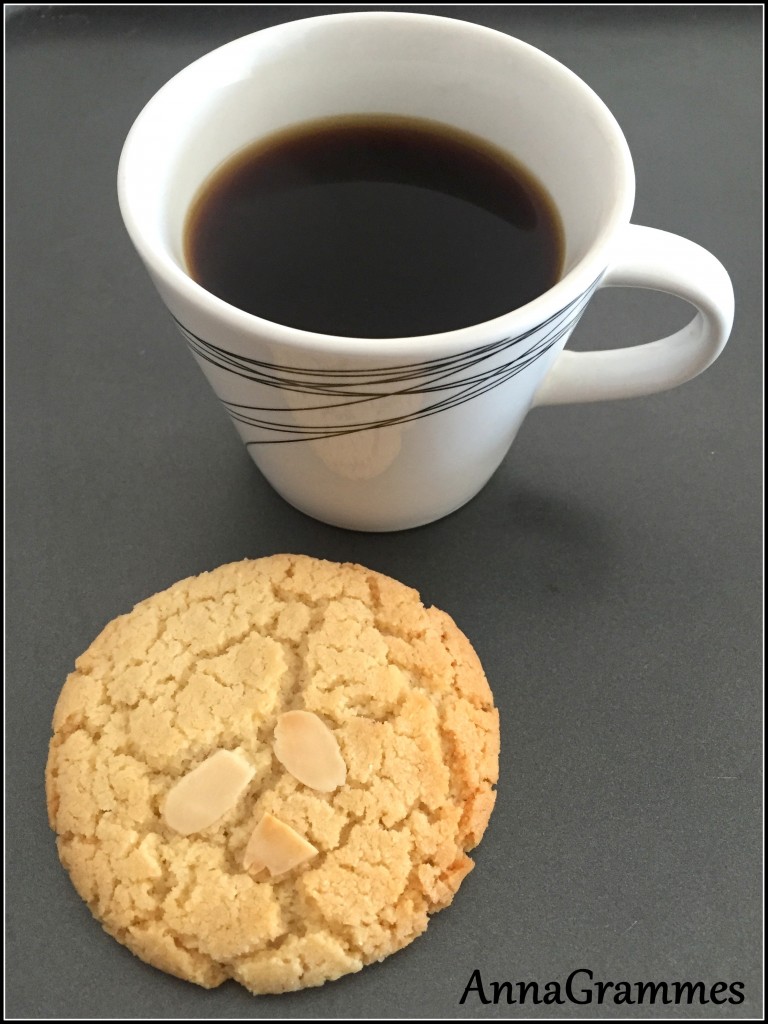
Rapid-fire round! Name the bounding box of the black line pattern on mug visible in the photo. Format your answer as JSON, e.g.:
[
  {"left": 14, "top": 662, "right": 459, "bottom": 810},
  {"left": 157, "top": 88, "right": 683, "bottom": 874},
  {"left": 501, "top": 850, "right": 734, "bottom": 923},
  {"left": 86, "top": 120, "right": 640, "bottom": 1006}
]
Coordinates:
[{"left": 173, "top": 280, "right": 599, "bottom": 444}]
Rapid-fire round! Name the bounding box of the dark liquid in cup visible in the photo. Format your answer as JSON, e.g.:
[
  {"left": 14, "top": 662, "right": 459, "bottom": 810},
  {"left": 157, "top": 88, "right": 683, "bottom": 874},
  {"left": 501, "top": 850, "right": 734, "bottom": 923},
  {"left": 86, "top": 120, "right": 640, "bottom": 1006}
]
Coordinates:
[{"left": 184, "top": 115, "right": 564, "bottom": 338}]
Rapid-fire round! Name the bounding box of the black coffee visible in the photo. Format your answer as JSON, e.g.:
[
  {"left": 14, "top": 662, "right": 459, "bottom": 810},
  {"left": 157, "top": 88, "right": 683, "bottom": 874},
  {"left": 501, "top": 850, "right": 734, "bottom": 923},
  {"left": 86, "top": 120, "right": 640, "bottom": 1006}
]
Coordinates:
[{"left": 184, "top": 115, "right": 563, "bottom": 338}]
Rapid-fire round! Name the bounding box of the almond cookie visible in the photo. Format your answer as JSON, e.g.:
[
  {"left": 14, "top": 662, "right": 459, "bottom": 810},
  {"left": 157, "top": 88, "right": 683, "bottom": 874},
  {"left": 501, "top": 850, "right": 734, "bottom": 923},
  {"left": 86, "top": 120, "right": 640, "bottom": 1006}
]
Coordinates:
[{"left": 45, "top": 555, "right": 500, "bottom": 994}]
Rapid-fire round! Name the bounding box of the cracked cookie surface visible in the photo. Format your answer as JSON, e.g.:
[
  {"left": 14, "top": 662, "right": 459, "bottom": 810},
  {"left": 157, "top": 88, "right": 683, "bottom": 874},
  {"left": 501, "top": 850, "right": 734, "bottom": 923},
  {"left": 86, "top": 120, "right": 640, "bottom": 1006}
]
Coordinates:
[{"left": 45, "top": 555, "right": 500, "bottom": 994}]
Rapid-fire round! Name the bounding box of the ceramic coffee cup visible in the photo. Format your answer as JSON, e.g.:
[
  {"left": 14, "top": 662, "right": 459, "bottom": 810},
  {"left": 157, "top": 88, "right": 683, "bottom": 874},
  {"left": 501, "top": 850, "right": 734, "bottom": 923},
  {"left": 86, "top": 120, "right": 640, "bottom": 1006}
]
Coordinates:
[{"left": 118, "top": 12, "right": 734, "bottom": 531}]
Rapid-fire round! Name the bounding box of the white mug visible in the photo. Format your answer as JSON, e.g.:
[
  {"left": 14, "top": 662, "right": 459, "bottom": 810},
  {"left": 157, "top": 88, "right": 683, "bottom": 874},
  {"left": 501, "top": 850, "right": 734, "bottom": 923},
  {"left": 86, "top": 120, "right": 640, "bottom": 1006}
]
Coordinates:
[{"left": 118, "top": 12, "right": 734, "bottom": 532}]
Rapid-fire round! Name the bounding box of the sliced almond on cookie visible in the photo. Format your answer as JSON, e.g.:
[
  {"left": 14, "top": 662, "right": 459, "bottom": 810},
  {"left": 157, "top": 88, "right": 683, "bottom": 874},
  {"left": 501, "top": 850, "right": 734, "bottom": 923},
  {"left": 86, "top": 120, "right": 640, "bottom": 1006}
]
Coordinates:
[
  {"left": 163, "top": 749, "right": 255, "bottom": 836},
  {"left": 273, "top": 710, "right": 347, "bottom": 792},
  {"left": 243, "top": 812, "right": 318, "bottom": 875}
]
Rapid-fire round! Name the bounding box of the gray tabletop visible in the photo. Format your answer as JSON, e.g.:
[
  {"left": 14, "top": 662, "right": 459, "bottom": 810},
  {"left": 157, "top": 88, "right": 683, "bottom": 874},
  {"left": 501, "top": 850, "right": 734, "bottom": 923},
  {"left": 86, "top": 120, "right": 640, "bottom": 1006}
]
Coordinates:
[{"left": 6, "top": 5, "right": 762, "bottom": 1020}]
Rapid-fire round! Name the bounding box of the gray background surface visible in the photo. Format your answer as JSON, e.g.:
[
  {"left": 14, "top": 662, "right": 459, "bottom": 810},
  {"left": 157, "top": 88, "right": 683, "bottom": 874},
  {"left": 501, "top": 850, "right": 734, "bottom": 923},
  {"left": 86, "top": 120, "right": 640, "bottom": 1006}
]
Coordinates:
[{"left": 6, "top": 5, "right": 762, "bottom": 1019}]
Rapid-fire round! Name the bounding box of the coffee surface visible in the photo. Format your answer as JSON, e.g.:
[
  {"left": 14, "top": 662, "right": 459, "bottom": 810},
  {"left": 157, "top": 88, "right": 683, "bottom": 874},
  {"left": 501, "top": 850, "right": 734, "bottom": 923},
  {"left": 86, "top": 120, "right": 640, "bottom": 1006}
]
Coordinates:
[{"left": 184, "top": 116, "right": 563, "bottom": 338}]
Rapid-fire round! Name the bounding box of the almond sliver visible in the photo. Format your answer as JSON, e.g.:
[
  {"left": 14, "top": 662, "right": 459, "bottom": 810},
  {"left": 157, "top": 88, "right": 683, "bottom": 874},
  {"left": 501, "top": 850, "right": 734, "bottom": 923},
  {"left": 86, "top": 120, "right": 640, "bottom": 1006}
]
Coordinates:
[
  {"left": 243, "top": 812, "right": 318, "bottom": 875},
  {"left": 273, "top": 710, "right": 346, "bottom": 792},
  {"left": 163, "top": 749, "right": 254, "bottom": 836}
]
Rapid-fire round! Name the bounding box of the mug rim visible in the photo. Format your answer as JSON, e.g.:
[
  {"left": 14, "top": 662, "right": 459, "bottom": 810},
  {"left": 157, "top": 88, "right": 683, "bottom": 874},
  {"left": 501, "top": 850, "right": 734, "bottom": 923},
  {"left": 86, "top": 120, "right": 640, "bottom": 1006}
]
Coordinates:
[{"left": 118, "top": 10, "right": 636, "bottom": 358}]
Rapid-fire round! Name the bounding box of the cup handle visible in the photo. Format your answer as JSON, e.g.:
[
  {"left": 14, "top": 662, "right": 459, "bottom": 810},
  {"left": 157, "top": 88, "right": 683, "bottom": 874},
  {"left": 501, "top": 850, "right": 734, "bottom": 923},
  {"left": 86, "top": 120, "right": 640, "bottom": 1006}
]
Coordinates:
[{"left": 533, "top": 224, "right": 734, "bottom": 406}]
